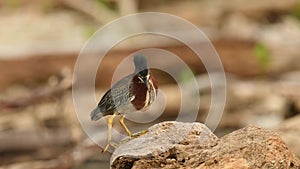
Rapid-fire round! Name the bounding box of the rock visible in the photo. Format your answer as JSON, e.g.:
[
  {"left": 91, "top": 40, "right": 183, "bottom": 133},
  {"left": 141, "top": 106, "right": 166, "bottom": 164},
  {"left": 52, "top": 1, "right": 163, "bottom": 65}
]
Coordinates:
[
  {"left": 207, "top": 126, "right": 299, "bottom": 169},
  {"left": 111, "top": 121, "right": 300, "bottom": 169},
  {"left": 111, "top": 121, "right": 219, "bottom": 168}
]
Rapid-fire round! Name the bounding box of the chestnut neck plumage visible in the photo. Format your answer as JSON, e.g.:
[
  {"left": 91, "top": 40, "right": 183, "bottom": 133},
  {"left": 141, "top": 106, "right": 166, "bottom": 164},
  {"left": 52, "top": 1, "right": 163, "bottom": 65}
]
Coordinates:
[{"left": 131, "top": 54, "right": 158, "bottom": 110}]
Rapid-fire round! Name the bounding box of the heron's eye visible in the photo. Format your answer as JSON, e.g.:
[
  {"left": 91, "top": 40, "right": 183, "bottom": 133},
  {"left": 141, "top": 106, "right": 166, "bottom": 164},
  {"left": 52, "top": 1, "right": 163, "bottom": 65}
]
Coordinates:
[{"left": 138, "top": 69, "right": 148, "bottom": 77}]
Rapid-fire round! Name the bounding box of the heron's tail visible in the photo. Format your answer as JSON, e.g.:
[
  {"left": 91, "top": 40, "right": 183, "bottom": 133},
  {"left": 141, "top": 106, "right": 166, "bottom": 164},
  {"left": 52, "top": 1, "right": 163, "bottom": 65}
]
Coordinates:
[{"left": 90, "top": 107, "right": 102, "bottom": 121}]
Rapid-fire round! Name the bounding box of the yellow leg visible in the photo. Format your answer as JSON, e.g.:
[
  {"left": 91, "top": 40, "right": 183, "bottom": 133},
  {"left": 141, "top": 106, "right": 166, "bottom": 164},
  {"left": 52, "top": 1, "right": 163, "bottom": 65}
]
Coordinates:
[
  {"left": 119, "top": 115, "right": 148, "bottom": 139},
  {"left": 102, "top": 114, "right": 116, "bottom": 153},
  {"left": 119, "top": 115, "right": 132, "bottom": 137}
]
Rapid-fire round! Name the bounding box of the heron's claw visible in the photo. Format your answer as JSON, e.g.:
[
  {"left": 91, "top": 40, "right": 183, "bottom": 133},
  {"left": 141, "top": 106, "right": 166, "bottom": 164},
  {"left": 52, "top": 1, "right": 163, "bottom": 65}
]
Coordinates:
[
  {"left": 102, "top": 142, "right": 119, "bottom": 153},
  {"left": 131, "top": 129, "right": 148, "bottom": 138},
  {"left": 118, "top": 129, "right": 149, "bottom": 145}
]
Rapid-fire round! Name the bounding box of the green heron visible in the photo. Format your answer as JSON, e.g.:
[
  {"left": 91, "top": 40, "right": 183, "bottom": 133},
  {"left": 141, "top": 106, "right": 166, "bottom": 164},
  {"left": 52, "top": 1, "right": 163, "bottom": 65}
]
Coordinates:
[{"left": 90, "top": 54, "right": 158, "bottom": 152}]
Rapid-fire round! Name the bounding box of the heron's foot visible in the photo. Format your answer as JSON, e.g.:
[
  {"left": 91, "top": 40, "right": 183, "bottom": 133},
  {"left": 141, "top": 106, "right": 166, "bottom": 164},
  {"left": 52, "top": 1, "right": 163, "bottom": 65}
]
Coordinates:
[
  {"left": 102, "top": 130, "right": 149, "bottom": 152},
  {"left": 130, "top": 129, "right": 148, "bottom": 138},
  {"left": 102, "top": 142, "right": 119, "bottom": 153},
  {"left": 118, "top": 129, "right": 149, "bottom": 145}
]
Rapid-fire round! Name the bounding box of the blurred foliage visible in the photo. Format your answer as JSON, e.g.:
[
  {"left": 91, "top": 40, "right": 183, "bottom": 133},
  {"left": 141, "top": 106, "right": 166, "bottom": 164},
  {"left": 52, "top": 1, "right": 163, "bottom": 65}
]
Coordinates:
[
  {"left": 254, "top": 43, "right": 271, "bottom": 70},
  {"left": 83, "top": 23, "right": 97, "bottom": 39},
  {"left": 4, "top": 0, "right": 21, "bottom": 9},
  {"left": 40, "top": 0, "right": 55, "bottom": 13},
  {"left": 291, "top": 2, "right": 300, "bottom": 20},
  {"left": 179, "top": 69, "right": 194, "bottom": 82},
  {"left": 96, "top": 0, "right": 117, "bottom": 10}
]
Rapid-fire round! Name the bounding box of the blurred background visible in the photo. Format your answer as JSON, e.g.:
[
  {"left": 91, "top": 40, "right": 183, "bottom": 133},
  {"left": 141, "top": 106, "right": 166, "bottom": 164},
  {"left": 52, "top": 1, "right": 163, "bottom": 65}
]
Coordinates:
[{"left": 1, "top": 0, "right": 300, "bottom": 168}]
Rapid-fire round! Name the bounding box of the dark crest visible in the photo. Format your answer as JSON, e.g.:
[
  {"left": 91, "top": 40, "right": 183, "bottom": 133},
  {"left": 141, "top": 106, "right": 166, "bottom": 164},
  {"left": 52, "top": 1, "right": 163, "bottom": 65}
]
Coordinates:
[{"left": 134, "top": 54, "right": 148, "bottom": 74}]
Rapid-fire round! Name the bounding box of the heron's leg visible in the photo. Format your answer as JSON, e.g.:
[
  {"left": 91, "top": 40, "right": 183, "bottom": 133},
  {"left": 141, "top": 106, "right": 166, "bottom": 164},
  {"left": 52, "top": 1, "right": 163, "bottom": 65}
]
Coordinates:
[
  {"left": 102, "top": 114, "right": 116, "bottom": 153},
  {"left": 119, "top": 115, "right": 148, "bottom": 139},
  {"left": 119, "top": 115, "right": 132, "bottom": 137}
]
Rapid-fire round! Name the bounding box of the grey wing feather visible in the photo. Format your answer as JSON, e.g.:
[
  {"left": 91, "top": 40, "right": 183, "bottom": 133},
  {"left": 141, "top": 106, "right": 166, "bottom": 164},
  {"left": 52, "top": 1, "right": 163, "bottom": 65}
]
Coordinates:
[{"left": 97, "top": 74, "right": 135, "bottom": 113}]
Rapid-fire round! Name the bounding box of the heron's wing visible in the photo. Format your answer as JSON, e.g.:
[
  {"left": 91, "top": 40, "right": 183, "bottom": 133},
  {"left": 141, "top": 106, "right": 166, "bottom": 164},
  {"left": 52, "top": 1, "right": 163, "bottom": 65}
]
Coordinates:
[{"left": 97, "top": 74, "right": 135, "bottom": 113}]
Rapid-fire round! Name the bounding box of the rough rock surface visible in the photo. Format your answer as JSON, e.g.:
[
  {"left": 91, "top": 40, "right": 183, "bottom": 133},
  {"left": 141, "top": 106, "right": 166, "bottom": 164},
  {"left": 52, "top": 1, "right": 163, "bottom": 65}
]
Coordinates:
[{"left": 111, "top": 121, "right": 300, "bottom": 169}]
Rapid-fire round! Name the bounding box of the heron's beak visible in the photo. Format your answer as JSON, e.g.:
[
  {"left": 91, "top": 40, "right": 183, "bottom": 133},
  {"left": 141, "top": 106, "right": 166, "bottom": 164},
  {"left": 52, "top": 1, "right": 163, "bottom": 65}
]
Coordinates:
[{"left": 143, "top": 79, "right": 149, "bottom": 91}]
